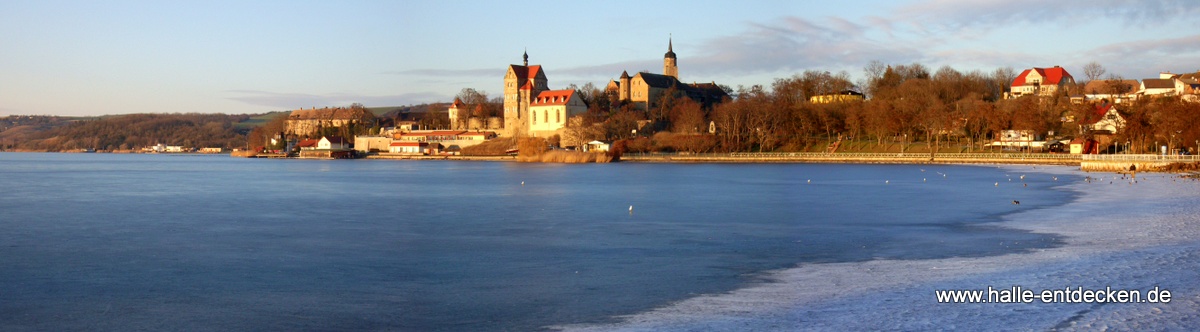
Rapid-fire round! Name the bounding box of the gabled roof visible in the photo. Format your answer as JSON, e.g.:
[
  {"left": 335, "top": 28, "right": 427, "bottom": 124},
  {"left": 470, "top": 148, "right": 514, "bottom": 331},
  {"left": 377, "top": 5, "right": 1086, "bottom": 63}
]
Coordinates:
[
  {"left": 450, "top": 98, "right": 465, "bottom": 108},
  {"left": 531, "top": 89, "right": 578, "bottom": 106},
  {"left": 1013, "top": 66, "right": 1074, "bottom": 86},
  {"left": 1082, "top": 80, "right": 1139, "bottom": 94},
  {"left": 296, "top": 139, "right": 319, "bottom": 148},
  {"left": 634, "top": 72, "right": 678, "bottom": 89},
  {"left": 1142, "top": 78, "right": 1175, "bottom": 89},
  {"left": 322, "top": 136, "right": 347, "bottom": 144},
  {"left": 508, "top": 64, "right": 543, "bottom": 83}
]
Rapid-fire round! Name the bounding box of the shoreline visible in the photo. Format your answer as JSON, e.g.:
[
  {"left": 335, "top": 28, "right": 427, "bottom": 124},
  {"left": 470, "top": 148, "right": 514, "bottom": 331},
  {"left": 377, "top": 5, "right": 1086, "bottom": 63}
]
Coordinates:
[{"left": 557, "top": 166, "right": 1200, "bottom": 331}]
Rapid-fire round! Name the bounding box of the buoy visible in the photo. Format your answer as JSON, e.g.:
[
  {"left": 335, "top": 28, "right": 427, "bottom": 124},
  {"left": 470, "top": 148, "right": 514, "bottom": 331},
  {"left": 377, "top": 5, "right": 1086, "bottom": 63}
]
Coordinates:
[
  {"left": 629, "top": 205, "right": 633, "bottom": 213},
  {"left": 995, "top": 182, "right": 999, "bottom": 186},
  {"left": 885, "top": 180, "right": 889, "bottom": 184},
  {"left": 521, "top": 181, "right": 525, "bottom": 186},
  {"left": 807, "top": 179, "right": 811, "bottom": 184}
]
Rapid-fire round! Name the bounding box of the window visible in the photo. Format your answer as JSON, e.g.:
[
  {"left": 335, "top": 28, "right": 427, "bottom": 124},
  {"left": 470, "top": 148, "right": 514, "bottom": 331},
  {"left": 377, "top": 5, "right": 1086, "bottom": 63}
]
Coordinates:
[
  {"left": 556, "top": 110, "right": 561, "bottom": 123},
  {"left": 543, "top": 110, "right": 548, "bottom": 124},
  {"left": 532, "top": 111, "right": 537, "bottom": 124}
]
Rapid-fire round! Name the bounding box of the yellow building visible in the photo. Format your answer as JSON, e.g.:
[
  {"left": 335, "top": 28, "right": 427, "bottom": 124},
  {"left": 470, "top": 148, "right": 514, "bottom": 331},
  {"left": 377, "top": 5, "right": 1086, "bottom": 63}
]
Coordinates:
[
  {"left": 606, "top": 38, "right": 728, "bottom": 110},
  {"left": 527, "top": 89, "right": 587, "bottom": 138},
  {"left": 809, "top": 90, "right": 865, "bottom": 104},
  {"left": 503, "top": 51, "right": 547, "bottom": 137}
]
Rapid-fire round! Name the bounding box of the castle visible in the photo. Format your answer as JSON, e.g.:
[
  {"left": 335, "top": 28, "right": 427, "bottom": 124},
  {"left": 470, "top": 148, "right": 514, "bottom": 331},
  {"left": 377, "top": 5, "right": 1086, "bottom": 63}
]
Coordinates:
[
  {"left": 606, "top": 38, "right": 729, "bottom": 111},
  {"left": 502, "top": 38, "right": 728, "bottom": 137}
]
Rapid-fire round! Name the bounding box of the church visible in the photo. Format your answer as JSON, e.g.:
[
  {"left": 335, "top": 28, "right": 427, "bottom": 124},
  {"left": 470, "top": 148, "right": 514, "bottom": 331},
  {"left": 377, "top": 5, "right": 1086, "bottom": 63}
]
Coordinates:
[{"left": 606, "top": 38, "right": 730, "bottom": 111}]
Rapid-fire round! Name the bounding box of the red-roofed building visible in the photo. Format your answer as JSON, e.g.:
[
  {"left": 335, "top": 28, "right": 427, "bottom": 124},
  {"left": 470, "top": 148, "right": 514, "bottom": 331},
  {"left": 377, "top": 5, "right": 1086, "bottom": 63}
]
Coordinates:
[
  {"left": 503, "top": 51, "right": 549, "bottom": 137},
  {"left": 296, "top": 139, "right": 320, "bottom": 150},
  {"left": 1010, "top": 66, "right": 1075, "bottom": 98},
  {"left": 527, "top": 89, "right": 587, "bottom": 137},
  {"left": 388, "top": 141, "right": 433, "bottom": 154},
  {"left": 1080, "top": 103, "right": 1126, "bottom": 135}
]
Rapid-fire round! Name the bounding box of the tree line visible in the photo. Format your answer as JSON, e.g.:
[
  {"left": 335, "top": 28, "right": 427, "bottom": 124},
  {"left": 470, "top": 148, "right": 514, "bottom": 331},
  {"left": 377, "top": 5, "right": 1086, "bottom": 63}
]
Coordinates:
[
  {"left": 1, "top": 113, "right": 251, "bottom": 152},
  {"left": 547, "top": 61, "right": 1199, "bottom": 155}
]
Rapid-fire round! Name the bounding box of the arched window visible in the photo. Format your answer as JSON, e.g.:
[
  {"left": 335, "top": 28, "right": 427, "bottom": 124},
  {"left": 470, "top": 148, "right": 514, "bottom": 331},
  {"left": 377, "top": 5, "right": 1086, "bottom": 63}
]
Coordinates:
[
  {"left": 543, "top": 110, "right": 548, "bottom": 124},
  {"left": 557, "top": 110, "right": 561, "bottom": 123}
]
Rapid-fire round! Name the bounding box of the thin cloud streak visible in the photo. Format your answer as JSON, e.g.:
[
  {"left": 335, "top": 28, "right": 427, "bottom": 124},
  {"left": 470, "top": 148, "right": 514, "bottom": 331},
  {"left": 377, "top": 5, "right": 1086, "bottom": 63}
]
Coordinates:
[
  {"left": 896, "top": 0, "right": 1200, "bottom": 32},
  {"left": 226, "top": 90, "right": 450, "bottom": 109}
]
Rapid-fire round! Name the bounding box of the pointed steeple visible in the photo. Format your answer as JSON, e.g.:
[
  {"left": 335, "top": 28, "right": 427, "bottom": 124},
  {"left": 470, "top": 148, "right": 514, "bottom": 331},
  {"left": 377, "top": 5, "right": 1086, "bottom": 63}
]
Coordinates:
[
  {"left": 523, "top": 48, "right": 529, "bottom": 66},
  {"left": 664, "top": 36, "right": 676, "bottom": 59}
]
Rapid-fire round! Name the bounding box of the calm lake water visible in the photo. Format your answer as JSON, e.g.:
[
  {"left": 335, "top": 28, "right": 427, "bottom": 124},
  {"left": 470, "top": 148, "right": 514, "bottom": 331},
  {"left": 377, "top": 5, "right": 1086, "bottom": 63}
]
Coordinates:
[{"left": 0, "top": 153, "right": 1077, "bottom": 331}]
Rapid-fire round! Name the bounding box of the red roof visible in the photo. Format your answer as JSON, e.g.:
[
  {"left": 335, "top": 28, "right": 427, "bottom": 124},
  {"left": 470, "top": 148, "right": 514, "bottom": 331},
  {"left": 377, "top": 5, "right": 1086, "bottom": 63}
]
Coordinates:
[
  {"left": 400, "top": 130, "right": 466, "bottom": 137},
  {"left": 1080, "top": 103, "right": 1114, "bottom": 125},
  {"left": 296, "top": 139, "right": 319, "bottom": 148},
  {"left": 1013, "top": 66, "right": 1074, "bottom": 86},
  {"left": 389, "top": 141, "right": 426, "bottom": 147},
  {"left": 531, "top": 90, "right": 576, "bottom": 106},
  {"left": 322, "top": 136, "right": 346, "bottom": 144},
  {"left": 510, "top": 65, "right": 542, "bottom": 82},
  {"left": 450, "top": 98, "right": 464, "bottom": 108}
]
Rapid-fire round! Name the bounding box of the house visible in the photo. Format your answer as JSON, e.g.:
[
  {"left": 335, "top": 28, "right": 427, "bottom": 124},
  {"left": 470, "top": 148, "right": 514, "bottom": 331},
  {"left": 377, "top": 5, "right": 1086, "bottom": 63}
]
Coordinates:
[
  {"left": 317, "top": 136, "right": 350, "bottom": 150},
  {"left": 1010, "top": 66, "right": 1075, "bottom": 98},
  {"left": 809, "top": 90, "right": 865, "bottom": 104},
  {"left": 1081, "top": 103, "right": 1126, "bottom": 135},
  {"left": 296, "top": 139, "right": 319, "bottom": 151},
  {"left": 1140, "top": 78, "right": 1176, "bottom": 97},
  {"left": 585, "top": 140, "right": 611, "bottom": 152},
  {"left": 388, "top": 141, "right": 432, "bottom": 155},
  {"left": 528, "top": 89, "right": 587, "bottom": 138},
  {"left": 1080, "top": 79, "right": 1139, "bottom": 103}
]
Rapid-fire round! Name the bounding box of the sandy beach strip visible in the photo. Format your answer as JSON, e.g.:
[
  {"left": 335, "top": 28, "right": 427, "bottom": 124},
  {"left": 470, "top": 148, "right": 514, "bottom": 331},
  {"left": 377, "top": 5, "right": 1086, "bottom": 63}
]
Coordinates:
[{"left": 557, "top": 166, "right": 1200, "bottom": 331}]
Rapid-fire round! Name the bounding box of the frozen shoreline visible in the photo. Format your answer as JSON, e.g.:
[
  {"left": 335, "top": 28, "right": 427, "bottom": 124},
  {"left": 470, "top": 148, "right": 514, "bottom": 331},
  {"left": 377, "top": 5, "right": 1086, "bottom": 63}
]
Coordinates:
[{"left": 557, "top": 166, "right": 1200, "bottom": 331}]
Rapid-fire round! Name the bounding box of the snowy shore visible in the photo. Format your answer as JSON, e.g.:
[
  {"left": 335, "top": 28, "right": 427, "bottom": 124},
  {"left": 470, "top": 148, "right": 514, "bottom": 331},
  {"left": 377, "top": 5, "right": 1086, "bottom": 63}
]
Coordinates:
[{"left": 558, "top": 166, "right": 1200, "bottom": 331}]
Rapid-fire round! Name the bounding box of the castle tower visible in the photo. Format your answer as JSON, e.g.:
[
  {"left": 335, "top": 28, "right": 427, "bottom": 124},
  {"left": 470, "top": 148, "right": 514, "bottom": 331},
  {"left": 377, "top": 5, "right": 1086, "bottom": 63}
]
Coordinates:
[
  {"left": 503, "top": 51, "right": 546, "bottom": 137},
  {"left": 619, "top": 70, "right": 631, "bottom": 102},
  {"left": 663, "top": 37, "right": 678, "bottom": 79}
]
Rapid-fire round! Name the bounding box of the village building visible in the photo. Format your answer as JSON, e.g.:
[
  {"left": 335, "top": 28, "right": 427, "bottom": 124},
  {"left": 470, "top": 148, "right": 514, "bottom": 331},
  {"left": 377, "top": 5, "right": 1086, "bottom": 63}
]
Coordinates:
[
  {"left": 1009, "top": 66, "right": 1075, "bottom": 98},
  {"left": 605, "top": 39, "right": 729, "bottom": 111},
  {"left": 388, "top": 141, "right": 435, "bottom": 155},
  {"left": 1079, "top": 79, "right": 1139, "bottom": 104},
  {"left": 809, "top": 90, "right": 865, "bottom": 104},
  {"left": 1140, "top": 78, "right": 1177, "bottom": 97},
  {"left": 527, "top": 89, "right": 587, "bottom": 138}
]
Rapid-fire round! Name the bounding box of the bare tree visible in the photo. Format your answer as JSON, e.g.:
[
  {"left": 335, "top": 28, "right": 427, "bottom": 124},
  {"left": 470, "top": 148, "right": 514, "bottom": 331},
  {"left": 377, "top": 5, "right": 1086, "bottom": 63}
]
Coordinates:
[{"left": 1082, "top": 61, "right": 1107, "bottom": 86}]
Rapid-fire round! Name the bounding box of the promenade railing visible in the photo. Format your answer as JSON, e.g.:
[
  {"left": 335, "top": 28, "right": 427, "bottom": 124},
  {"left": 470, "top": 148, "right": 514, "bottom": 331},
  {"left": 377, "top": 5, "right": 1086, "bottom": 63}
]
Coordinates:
[
  {"left": 1081, "top": 154, "right": 1200, "bottom": 162},
  {"left": 623, "top": 152, "right": 1083, "bottom": 160}
]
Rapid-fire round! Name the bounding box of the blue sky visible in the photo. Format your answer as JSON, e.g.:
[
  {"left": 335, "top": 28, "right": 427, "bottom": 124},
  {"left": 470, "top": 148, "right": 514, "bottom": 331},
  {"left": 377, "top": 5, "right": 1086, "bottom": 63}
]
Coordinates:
[{"left": 2, "top": 0, "right": 1198, "bottom": 116}]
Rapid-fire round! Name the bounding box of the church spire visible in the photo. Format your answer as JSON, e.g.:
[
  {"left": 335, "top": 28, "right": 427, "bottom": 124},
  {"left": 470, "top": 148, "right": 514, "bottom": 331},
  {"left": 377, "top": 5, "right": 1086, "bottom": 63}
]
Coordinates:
[
  {"left": 663, "top": 35, "right": 678, "bottom": 79},
  {"left": 664, "top": 35, "right": 676, "bottom": 59},
  {"left": 523, "top": 48, "right": 528, "bottom": 66}
]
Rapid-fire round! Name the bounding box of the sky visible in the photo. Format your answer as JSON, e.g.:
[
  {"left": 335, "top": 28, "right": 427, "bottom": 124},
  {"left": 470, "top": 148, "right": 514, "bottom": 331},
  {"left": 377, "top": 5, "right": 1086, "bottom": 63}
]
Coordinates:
[{"left": 2, "top": 0, "right": 1199, "bottom": 117}]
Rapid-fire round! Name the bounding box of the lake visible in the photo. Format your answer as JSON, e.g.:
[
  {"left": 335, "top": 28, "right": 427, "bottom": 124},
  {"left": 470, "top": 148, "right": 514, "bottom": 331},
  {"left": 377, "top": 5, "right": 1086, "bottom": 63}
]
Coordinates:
[{"left": 0, "top": 153, "right": 1077, "bottom": 331}]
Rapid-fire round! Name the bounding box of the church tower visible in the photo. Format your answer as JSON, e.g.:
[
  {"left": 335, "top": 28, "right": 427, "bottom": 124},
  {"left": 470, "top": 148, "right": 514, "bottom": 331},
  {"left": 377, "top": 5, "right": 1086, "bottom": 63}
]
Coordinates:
[
  {"left": 504, "top": 50, "right": 547, "bottom": 137},
  {"left": 663, "top": 37, "right": 678, "bottom": 79}
]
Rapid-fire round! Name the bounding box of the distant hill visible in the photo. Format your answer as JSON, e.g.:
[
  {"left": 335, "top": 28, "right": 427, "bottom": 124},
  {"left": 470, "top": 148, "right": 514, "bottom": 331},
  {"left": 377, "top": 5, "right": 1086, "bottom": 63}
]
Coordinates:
[{"left": 1, "top": 113, "right": 254, "bottom": 152}]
